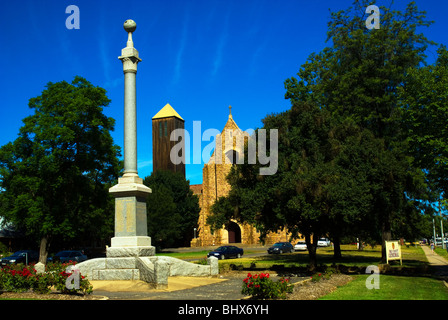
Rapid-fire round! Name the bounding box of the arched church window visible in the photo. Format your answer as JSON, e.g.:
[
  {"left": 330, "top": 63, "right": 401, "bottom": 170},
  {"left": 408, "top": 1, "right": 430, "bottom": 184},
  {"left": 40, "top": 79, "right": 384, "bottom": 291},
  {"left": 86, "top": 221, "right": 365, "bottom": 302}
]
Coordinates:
[{"left": 225, "top": 149, "right": 239, "bottom": 165}]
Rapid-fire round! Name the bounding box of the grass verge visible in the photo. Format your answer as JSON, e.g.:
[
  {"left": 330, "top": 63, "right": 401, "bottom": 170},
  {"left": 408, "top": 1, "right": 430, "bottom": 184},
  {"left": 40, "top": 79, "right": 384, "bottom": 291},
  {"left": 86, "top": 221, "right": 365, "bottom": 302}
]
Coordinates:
[
  {"left": 320, "top": 274, "right": 448, "bottom": 300},
  {"left": 217, "top": 244, "right": 429, "bottom": 271}
]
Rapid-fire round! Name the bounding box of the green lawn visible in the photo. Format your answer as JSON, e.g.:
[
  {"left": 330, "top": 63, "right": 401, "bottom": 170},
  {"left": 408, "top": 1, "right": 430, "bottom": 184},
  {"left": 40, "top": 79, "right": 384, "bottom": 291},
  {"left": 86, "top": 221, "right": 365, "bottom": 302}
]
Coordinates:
[
  {"left": 435, "top": 247, "right": 448, "bottom": 260},
  {"left": 157, "top": 244, "right": 430, "bottom": 272},
  {"left": 178, "top": 244, "right": 448, "bottom": 300},
  {"left": 320, "top": 274, "right": 448, "bottom": 300},
  {"left": 216, "top": 244, "right": 429, "bottom": 269},
  {"left": 156, "top": 250, "right": 210, "bottom": 260}
]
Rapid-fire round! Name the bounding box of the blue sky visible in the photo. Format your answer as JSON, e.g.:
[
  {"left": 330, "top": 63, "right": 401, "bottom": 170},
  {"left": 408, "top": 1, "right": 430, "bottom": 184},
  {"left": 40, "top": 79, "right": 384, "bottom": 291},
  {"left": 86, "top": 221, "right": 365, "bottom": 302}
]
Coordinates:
[{"left": 0, "top": 0, "right": 447, "bottom": 185}]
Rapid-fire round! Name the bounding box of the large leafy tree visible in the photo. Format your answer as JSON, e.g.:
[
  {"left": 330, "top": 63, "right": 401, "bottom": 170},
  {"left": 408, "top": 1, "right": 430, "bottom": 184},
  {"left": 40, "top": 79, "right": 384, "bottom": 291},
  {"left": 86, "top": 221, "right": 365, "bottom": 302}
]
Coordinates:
[
  {"left": 399, "top": 45, "right": 448, "bottom": 197},
  {"left": 143, "top": 170, "right": 200, "bottom": 249},
  {"left": 209, "top": 102, "right": 390, "bottom": 268},
  {"left": 284, "top": 0, "right": 433, "bottom": 261},
  {"left": 0, "top": 76, "right": 121, "bottom": 263},
  {"left": 286, "top": 1, "right": 434, "bottom": 138}
]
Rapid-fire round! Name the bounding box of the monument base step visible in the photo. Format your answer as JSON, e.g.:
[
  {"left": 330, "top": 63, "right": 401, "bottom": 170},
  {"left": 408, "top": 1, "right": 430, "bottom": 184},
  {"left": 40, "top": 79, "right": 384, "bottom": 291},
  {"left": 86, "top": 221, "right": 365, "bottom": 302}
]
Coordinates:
[
  {"left": 106, "top": 246, "right": 155, "bottom": 257},
  {"left": 71, "top": 255, "right": 219, "bottom": 289},
  {"left": 95, "top": 269, "right": 140, "bottom": 281}
]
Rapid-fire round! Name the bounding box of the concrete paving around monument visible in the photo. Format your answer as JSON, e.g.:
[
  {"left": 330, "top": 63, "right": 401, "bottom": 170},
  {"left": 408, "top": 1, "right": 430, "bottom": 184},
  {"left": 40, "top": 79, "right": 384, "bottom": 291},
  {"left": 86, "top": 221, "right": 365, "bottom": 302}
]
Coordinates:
[
  {"left": 90, "top": 276, "right": 231, "bottom": 300},
  {"left": 90, "top": 274, "right": 308, "bottom": 300}
]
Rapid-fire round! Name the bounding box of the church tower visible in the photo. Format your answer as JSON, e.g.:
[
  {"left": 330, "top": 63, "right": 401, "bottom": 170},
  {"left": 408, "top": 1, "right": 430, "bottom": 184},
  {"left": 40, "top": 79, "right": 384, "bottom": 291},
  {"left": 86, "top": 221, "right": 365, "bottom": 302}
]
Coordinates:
[{"left": 152, "top": 103, "right": 185, "bottom": 176}]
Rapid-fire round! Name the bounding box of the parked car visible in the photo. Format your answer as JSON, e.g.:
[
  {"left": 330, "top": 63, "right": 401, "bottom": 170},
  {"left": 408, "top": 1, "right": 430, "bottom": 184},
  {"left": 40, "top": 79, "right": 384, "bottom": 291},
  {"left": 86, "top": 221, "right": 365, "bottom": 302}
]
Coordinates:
[
  {"left": 317, "top": 238, "right": 331, "bottom": 247},
  {"left": 267, "top": 242, "right": 294, "bottom": 254},
  {"left": 47, "top": 250, "right": 88, "bottom": 263},
  {"left": 0, "top": 250, "right": 39, "bottom": 266},
  {"left": 207, "top": 246, "right": 244, "bottom": 260},
  {"left": 435, "top": 237, "right": 448, "bottom": 246},
  {"left": 294, "top": 241, "right": 307, "bottom": 251}
]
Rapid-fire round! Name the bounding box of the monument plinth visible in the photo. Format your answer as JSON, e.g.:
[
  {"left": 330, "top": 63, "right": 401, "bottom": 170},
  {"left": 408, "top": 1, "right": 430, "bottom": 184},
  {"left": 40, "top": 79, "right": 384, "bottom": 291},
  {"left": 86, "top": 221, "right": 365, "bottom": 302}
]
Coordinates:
[{"left": 108, "top": 19, "right": 153, "bottom": 257}]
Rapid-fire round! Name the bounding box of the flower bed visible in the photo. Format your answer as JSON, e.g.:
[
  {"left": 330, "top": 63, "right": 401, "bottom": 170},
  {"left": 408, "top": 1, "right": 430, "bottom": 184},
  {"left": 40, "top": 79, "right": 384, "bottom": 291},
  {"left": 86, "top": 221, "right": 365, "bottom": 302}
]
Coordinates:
[
  {"left": 241, "top": 272, "right": 293, "bottom": 299},
  {"left": 0, "top": 261, "right": 92, "bottom": 295}
]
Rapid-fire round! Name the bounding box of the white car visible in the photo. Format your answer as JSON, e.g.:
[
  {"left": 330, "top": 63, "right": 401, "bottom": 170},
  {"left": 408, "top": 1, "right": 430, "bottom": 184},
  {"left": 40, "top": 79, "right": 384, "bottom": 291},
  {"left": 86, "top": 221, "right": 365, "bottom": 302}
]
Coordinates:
[
  {"left": 317, "top": 238, "right": 331, "bottom": 247},
  {"left": 294, "top": 241, "right": 307, "bottom": 251}
]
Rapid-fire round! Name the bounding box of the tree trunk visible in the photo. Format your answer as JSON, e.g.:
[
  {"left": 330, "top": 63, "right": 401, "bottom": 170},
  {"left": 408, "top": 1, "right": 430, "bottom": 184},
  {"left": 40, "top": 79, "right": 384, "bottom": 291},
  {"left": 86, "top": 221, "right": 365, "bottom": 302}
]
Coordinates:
[
  {"left": 305, "top": 233, "right": 318, "bottom": 271},
  {"left": 333, "top": 236, "right": 342, "bottom": 259},
  {"left": 39, "top": 235, "right": 51, "bottom": 264},
  {"left": 381, "top": 217, "right": 391, "bottom": 264}
]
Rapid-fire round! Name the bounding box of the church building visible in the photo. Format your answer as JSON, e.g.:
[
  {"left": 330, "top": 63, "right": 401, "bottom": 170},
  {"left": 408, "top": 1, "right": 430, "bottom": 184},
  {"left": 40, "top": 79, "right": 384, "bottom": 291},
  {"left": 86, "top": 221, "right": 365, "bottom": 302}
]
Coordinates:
[{"left": 190, "top": 107, "right": 291, "bottom": 247}]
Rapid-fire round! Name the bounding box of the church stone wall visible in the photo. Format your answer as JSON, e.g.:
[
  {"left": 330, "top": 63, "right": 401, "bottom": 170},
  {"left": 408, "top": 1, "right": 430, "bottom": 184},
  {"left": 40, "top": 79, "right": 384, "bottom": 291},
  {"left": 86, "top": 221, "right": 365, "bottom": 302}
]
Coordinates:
[{"left": 190, "top": 112, "right": 295, "bottom": 247}]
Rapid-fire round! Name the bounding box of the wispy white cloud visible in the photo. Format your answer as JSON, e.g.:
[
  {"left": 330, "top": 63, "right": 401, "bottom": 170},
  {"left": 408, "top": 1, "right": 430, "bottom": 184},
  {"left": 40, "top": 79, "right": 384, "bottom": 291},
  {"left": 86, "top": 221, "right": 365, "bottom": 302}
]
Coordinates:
[
  {"left": 138, "top": 159, "right": 153, "bottom": 169},
  {"left": 249, "top": 39, "right": 269, "bottom": 76},
  {"left": 173, "top": 8, "right": 190, "bottom": 84},
  {"left": 211, "top": 14, "right": 230, "bottom": 78},
  {"left": 98, "top": 8, "right": 122, "bottom": 89},
  {"left": 138, "top": 159, "right": 153, "bottom": 179}
]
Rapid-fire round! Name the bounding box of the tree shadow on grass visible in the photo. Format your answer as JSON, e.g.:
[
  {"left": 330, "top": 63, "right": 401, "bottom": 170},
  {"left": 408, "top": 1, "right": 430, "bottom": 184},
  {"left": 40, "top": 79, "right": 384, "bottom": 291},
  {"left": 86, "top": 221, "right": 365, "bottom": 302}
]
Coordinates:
[
  {"left": 235, "top": 247, "right": 437, "bottom": 279},
  {"left": 253, "top": 249, "right": 381, "bottom": 266}
]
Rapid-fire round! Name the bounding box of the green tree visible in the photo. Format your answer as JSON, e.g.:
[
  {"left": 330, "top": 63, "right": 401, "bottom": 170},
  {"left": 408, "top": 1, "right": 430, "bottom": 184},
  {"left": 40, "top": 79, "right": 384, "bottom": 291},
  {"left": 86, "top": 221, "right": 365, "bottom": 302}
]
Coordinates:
[
  {"left": 284, "top": 0, "right": 433, "bottom": 262},
  {"left": 208, "top": 102, "right": 373, "bottom": 267},
  {"left": 399, "top": 45, "right": 448, "bottom": 197},
  {"left": 0, "top": 76, "right": 121, "bottom": 263},
  {"left": 143, "top": 170, "right": 200, "bottom": 249}
]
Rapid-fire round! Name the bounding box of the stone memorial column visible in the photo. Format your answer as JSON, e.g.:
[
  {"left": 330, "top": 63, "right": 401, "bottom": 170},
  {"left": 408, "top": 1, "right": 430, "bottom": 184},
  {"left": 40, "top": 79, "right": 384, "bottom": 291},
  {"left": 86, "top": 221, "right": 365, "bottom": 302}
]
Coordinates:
[{"left": 107, "top": 20, "right": 154, "bottom": 257}]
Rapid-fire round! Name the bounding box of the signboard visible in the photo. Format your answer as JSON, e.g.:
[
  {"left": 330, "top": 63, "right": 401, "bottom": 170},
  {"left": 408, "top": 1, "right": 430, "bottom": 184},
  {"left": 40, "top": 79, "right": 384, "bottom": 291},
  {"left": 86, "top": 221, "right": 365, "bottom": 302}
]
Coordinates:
[{"left": 385, "top": 241, "right": 402, "bottom": 265}]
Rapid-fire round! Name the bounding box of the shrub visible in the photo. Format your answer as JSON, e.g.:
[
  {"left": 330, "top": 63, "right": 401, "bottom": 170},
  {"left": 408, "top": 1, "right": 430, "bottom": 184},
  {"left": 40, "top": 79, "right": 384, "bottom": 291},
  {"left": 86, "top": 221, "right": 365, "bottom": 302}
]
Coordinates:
[
  {"left": 0, "top": 261, "right": 92, "bottom": 295},
  {"left": 310, "top": 269, "right": 337, "bottom": 282},
  {"left": 241, "top": 272, "right": 293, "bottom": 299},
  {"left": 46, "top": 261, "right": 93, "bottom": 295},
  {"left": 310, "top": 273, "right": 323, "bottom": 282},
  {"left": 0, "top": 264, "right": 49, "bottom": 293},
  {"left": 195, "top": 258, "right": 208, "bottom": 265}
]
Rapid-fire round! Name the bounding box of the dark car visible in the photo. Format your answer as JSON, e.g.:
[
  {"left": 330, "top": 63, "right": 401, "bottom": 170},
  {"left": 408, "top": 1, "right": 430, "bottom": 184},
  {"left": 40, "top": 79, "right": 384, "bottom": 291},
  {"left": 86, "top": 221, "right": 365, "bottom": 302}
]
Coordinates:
[
  {"left": 207, "top": 246, "right": 244, "bottom": 260},
  {"left": 0, "top": 250, "right": 39, "bottom": 266},
  {"left": 47, "top": 250, "right": 88, "bottom": 263},
  {"left": 267, "top": 242, "right": 294, "bottom": 254}
]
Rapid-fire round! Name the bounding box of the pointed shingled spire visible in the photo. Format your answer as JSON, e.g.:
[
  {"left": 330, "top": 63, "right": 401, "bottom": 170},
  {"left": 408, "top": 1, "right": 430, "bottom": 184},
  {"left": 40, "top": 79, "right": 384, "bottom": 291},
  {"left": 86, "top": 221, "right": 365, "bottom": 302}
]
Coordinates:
[{"left": 152, "top": 103, "right": 184, "bottom": 121}]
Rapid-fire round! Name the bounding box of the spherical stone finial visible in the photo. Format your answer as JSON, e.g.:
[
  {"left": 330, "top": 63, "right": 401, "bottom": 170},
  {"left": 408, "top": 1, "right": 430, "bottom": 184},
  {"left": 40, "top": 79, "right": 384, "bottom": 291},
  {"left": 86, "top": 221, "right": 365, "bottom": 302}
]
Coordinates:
[{"left": 124, "top": 19, "right": 137, "bottom": 33}]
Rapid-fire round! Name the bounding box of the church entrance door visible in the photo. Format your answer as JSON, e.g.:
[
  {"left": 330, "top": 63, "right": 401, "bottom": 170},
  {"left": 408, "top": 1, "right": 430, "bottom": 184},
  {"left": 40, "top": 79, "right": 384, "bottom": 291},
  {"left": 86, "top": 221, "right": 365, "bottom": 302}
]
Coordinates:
[{"left": 227, "top": 222, "right": 241, "bottom": 243}]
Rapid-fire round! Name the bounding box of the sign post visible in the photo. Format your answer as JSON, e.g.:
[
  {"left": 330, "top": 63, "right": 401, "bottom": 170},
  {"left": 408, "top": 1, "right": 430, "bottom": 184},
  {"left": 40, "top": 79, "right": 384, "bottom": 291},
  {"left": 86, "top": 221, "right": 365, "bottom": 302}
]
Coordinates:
[{"left": 385, "top": 240, "right": 402, "bottom": 265}]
